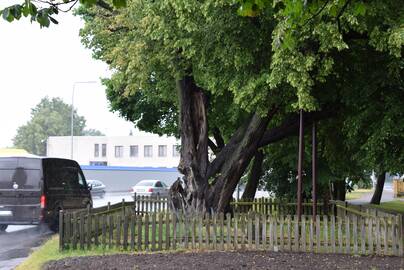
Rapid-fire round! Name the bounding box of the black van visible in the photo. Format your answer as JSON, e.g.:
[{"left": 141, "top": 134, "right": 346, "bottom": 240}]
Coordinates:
[{"left": 0, "top": 157, "right": 92, "bottom": 232}]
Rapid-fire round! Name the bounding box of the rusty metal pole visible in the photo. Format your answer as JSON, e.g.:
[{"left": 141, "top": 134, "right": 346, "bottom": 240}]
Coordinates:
[
  {"left": 297, "top": 109, "right": 304, "bottom": 221},
  {"left": 312, "top": 121, "right": 317, "bottom": 222}
]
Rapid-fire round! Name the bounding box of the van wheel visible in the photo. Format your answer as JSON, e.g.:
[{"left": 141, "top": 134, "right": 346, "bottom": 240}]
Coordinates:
[{"left": 0, "top": 224, "right": 8, "bottom": 231}]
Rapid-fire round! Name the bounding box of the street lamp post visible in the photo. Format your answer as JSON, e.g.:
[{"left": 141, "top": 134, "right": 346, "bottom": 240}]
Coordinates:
[{"left": 71, "top": 81, "right": 97, "bottom": 159}]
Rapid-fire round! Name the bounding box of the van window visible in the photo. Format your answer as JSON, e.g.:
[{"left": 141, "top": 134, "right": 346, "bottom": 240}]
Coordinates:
[
  {"left": 0, "top": 168, "right": 41, "bottom": 190},
  {"left": 43, "top": 159, "right": 86, "bottom": 191}
]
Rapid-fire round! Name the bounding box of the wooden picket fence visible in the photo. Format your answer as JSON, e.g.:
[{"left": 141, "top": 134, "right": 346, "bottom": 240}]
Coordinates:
[
  {"left": 59, "top": 203, "right": 403, "bottom": 256},
  {"left": 230, "top": 198, "right": 333, "bottom": 216}
]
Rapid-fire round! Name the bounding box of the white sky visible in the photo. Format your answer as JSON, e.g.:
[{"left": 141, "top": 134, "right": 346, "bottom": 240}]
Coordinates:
[{"left": 0, "top": 2, "right": 134, "bottom": 148}]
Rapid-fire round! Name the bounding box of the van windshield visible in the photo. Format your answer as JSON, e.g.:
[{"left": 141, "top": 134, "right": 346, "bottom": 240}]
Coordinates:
[{"left": 0, "top": 168, "right": 41, "bottom": 190}]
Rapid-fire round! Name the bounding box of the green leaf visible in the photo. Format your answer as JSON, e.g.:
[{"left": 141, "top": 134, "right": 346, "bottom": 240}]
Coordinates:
[
  {"left": 29, "top": 3, "right": 37, "bottom": 16},
  {"left": 36, "top": 11, "right": 50, "bottom": 28},
  {"left": 2, "top": 8, "right": 14, "bottom": 22},
  {"left": 80, "top": 0, "right": 98, "bottom": 6},
  {"left": 112, "top": 0, "right": 127, "bottom": 8},
  {"left": 11, "top": 5, "right": 22, "bottom": 20}
]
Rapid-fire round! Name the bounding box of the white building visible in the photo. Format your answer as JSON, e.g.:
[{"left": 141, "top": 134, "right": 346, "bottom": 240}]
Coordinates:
[{"left": 47, "top": 132, "right": 181, "bottom": 168}]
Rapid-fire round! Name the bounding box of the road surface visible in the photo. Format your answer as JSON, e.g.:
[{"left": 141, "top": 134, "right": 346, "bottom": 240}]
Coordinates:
[{"left": 0, "top": 192, "right": 132, "bottom": 270}]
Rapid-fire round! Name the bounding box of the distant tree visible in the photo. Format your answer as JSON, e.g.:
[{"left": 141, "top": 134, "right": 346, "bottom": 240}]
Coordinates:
[
  {"left": 13, "top": 97, "right": 103, "bottom": 155},
  {"left": 82, "top": 129, "right": 105, "bottom": 136}
]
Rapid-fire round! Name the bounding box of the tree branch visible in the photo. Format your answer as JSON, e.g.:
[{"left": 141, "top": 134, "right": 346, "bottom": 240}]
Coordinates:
[{"left": 258, "top": 109, "right": 335, "bottom": 147}]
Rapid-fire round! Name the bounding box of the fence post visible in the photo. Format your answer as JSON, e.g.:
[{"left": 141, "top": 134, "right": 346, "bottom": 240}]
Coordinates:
[
  {"left": 59, "top": 210, "right": 64, "bottom": 251},
  {"left": 397, "top": 214, "right": 403, "bottom": 257}
]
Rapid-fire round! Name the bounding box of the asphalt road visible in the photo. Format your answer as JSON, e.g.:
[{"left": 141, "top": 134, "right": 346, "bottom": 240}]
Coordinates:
[
  {"left": 0, "top": 193, "right": 133, "bottom": 270},
  {"left": 0, "top": 226, "right": 52, "bottom": 270}
]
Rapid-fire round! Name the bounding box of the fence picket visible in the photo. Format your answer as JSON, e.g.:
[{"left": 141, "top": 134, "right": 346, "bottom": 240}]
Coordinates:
[
  {"left": 123, "top": 214, "right": 129, "bottom": 250},
  {"left": 144, "top": 214, "right": 149, "bottom": 250},
  {"left": 301, "top": 215, "right": 306, "bottom": 252},
  {"left": 345, "top": 215, "right": 350, "bottom": 254},
  {"left": 94, "top": 214, "right": 99, "bottom": 247},
  {"left": 226, "top": 213, "right": 231, "bottom": 250},
  {"left": 172, "top": 213, "right": 177, "bottom": 250},
  {"left": 262, "top": 214, "right": 267, "bottom": 250},
  {"left": 382, "top": 218, "right": 387, "bottom": 255},
  {"left": 391, "top": 217, "right": 397, "bottom": 256},
  {"left": 254, "top": 214, "right": 259, "bottom": 250},
  {"left": 137, "top": 215, "right": 142, "bottom": 251},
  {"left": 234, "top": 213, "right": 238, "bottom": 250},
  {"left": 108, "top": 215, "right": 113, "bottom": 249},
  {"left": 151, "top": 213, "right": 156, "bottom": 251},
  {"left": 316, "top": 215, "right": 320, "bottom": 253},
  {"left": 156, "top": 213, "right": 161, "bottom": 250},
  {"left": 79, "top": 212, "right": 85, "bottom": 250},
  {"left": 212, "top": 214, "right": 217, "bottom": 250},
  {"left": 368, "top": 218, "right": 373, "bottom": 254},
  {"left": 248, "top": 213, "right": 252, "bottom": 249},
  {"left": 198, "top": 214, "right": 203, "bottom": 249},
  {"left": 360, "top": 217, "right": 366, "bottom": 255},
  {"left": 324, "top": 215, "right": 329, "bottom": 253},
  {"left": 130, "top": 215, "right": 135, "bottom": 251},
  {"left": 294, "top": 215, "right": 299, "bottom": 252},
  {"left": 338, "top": 217, "right": 343, "bottom": 253},
  {"left": 220, "top": 213, "right": 225, "bottom": 250},
  {"left": 102, "top": 214, "right": 106, "bottom": 250},
  {"left": 165, "top": 213, "right": 170, "bottom": 250},
  {"left": 397, "top": 215, "right": 403, "bottom": 257},
  {"left": 241, "top": 214, "right": 246, "bottom": 250},
  {"left": 375, "top": 217, "right": 380, "bottom": 254},
  {"left": 191, "top": 215, "right": 196, "bottom": 249},
  {"left": 330, "top": 215, "right": 336, "bottom": 253},
  {"left": 116, "top": 214, "right": 121, "bottom": 248},
  {"left": 309, "top": 217, "right": 314, "bottom": 252},
  {"left": 287, "top": 215, "right": 291, "bottom": 251}
]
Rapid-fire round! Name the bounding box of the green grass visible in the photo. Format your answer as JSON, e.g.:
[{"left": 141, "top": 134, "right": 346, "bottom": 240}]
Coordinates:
[
  {"left": 371, "top": 200, "right": 404, "bottom": 214},
  {"left": 15, "top": 235, "right": 131, "bottom": 270},
  {"left": 345, "top": 189, "right": 372, "bottom": 200}
]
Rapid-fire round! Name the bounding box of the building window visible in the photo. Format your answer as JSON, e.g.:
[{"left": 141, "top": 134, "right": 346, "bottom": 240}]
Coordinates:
[
  {"left": 130, "top": 145, "right": 139, "bottom": 157},
  {"left": 173, "top": 145, "right": 180, "bottom": 157},
  {"left": 94, "top": 144, "right": 99, "bottom": 157},
  {"left": 144, "top": 145, "right": 153, "bottom": 157},
  {"left": 158, "top": 145, "right": 167, "bottom": 157},
  {"left": 102, "top": 144, "right": 107, "bottom": 157},
  {"left": 115, "top": 146, "right": 123, "bottom": 158}
]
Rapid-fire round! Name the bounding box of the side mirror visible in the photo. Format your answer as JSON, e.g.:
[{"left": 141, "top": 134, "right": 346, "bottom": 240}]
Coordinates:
[{"left": 88, "top": 184, "right": 93, "bottom": 191}]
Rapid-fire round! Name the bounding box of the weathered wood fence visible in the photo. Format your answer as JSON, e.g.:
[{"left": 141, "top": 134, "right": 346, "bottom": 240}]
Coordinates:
[
  {"left": 59, "top": 200, "right": 403, "bottom": 256},
  {"left": 230, "top": 198, "right": 333, "bottom": 216}
]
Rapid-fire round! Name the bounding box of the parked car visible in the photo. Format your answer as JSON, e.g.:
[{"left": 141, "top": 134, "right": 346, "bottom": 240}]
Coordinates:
[
  {"left": 86, "top": 179, "right": 106, "bottom": 199},
  {"left": 130, "top": 180, "right": 169, "bottom": 197},
  {"left": 0, "top": 157, "right": 92, "bottom": 232}
]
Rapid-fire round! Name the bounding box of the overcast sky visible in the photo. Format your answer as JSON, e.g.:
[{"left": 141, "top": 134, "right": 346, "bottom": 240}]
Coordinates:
[{"left": 0, "top": 2, "right": 134, "bottom": 148}]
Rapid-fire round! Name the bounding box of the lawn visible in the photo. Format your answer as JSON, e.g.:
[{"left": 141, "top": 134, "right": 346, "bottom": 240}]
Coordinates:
[
  {"left": 345, "top": 189, "right": 372, "bottom": 200},
  {"left": 371, "top": 200, "right": 404, "bottom": 214},
  {"left": 15, "top": 235, "right": 131, "bottom": 270}
]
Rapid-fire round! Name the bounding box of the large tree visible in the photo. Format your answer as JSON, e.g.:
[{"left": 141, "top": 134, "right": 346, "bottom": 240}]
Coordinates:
[
  {"left": 13, "top": 97, "right": 104, "bottom": 155},
  {"left": 3, "top": 0, "right": 403, "bottom": 208}
]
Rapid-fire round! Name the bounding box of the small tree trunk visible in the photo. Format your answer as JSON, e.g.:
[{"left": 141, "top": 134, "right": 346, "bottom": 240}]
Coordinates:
[
  {"left": 241, "top": 150, "right": 264, "bottom": 200},
  {"left": 370, "top": 171, "right": 386, "bottom": 205}
]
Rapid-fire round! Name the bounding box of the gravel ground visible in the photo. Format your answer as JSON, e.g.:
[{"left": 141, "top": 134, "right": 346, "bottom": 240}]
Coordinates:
[{"left": 44, "top": 251, "right": 403, "bottom": 270}]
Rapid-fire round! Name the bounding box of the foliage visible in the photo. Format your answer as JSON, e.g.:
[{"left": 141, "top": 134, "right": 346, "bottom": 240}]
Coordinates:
[{"left": 13, "top": 97, "right": 102, "bottom": 155}]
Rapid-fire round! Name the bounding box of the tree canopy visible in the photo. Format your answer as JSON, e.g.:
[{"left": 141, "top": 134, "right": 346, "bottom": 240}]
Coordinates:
[
  {"left": 2, "top": 0, "right": 403, "bottom": 207},
  {"left": 13, "top": 97, "right": 104, "bottom": 155}
]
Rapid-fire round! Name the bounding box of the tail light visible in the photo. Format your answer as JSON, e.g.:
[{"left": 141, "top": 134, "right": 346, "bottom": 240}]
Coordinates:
[
  {"left": 40, "top": 195, "right": 46, "bottom": 209},
  {"left": 147, "top": 188, "right": 153, "bottom": 192}
]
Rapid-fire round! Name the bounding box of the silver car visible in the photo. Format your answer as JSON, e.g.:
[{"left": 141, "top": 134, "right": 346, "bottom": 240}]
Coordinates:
[{"left": 130, "top": 180, "right": 169, "bottom": 197}]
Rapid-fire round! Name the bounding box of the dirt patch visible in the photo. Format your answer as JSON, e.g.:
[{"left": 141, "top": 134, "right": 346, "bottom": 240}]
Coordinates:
[{"left": 44, "top": 251, "right": 403, "bottom": 270}]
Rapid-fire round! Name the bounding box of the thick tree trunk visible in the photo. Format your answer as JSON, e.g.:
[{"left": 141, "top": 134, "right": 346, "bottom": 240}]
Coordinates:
[
  {"left": 211, "top": 109, "right": 276, "bottom": 212},
  {"left": 241, "top": 150, "right": 264, "bottom": 200},
  {"left": 370, "top": 171, "right": 386, "bottom": 205},
  {"left": 177, "top": 75, "right": 209, "bottom": 213}
]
